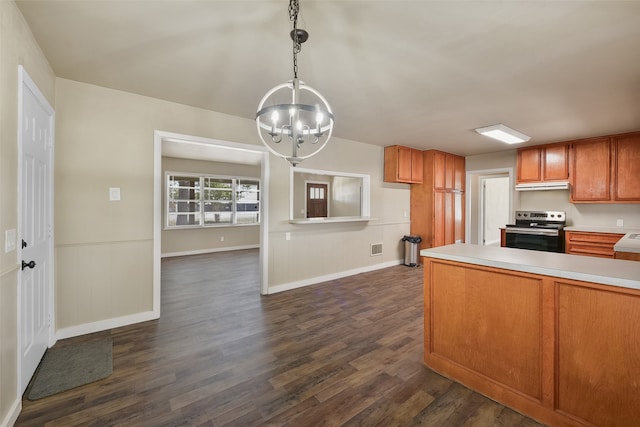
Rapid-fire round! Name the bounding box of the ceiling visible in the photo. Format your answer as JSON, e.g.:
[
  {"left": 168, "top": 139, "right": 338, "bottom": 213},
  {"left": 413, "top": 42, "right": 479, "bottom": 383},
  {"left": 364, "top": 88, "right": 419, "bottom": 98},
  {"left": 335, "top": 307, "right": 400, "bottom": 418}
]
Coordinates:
[{"left": 16, "top": 0, "right": 640, "bottom": 157}]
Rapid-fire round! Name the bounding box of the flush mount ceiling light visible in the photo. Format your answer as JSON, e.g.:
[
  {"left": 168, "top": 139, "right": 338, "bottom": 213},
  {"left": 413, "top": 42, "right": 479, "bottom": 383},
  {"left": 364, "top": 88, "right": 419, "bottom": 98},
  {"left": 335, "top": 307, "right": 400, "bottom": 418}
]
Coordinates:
[
  {"left": 474, "top": 124, "right": 531, "bottom": 144},
  {"left": 256, "top": 0, "right": 334, "bottom": 167}
]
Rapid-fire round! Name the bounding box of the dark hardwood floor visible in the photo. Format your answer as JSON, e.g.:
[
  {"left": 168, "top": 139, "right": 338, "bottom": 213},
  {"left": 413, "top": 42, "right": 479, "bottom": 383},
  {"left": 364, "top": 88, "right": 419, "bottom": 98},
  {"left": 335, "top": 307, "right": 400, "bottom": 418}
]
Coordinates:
[{"left": 16, "top": 249, "right": 545, "bottom": 426}]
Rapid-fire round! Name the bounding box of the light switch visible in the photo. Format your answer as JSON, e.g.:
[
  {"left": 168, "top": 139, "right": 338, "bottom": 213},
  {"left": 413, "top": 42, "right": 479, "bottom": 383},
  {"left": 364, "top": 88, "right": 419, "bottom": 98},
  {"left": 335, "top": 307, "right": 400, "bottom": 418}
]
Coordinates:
[
  {"left": 5, "top": 229, "right": 16, "bottom": 252},
  {"left": 617, "top": 219, "right": 624, "bottom": 227},
  {"left": 285, "top": 232, "right": 291, "bottom": 241},
  {"left": 109, "top": 187, "right": 121, "bottom": 201}
]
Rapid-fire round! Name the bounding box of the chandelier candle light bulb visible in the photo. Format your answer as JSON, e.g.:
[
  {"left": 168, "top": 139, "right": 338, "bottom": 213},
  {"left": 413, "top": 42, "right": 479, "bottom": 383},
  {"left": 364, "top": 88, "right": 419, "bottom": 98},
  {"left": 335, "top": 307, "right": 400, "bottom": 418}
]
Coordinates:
[{"left": 255, "top": 0, "right": 334, "bottom": 166}]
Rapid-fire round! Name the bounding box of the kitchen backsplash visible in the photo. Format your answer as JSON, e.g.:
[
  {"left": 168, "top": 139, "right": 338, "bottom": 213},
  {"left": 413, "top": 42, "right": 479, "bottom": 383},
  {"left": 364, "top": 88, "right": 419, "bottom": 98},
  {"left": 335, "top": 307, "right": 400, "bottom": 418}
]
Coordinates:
[{"left": 519, "top": 190, "right": 640, "bottom": 229}]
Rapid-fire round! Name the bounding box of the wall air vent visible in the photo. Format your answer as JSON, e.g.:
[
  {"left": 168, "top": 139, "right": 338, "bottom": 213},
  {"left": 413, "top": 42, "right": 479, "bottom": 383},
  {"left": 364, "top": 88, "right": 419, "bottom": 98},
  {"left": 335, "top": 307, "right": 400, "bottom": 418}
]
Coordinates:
[{"left": 370, "top": 243, "right": 383, "bottom": 256}]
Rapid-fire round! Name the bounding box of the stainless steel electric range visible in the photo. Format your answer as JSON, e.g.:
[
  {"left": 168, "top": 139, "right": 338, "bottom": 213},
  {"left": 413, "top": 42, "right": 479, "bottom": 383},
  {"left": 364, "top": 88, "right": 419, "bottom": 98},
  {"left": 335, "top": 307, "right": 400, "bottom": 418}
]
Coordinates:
[{"left": 505, "top": 210, "right": 566, "bottom": 253}]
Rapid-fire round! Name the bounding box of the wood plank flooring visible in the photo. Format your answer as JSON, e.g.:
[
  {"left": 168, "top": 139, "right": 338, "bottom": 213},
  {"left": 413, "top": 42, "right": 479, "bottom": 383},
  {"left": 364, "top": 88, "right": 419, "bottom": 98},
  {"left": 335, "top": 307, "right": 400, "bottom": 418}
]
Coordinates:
[{"left": 16, "top": 249, "right": 545, "bottom": 426}]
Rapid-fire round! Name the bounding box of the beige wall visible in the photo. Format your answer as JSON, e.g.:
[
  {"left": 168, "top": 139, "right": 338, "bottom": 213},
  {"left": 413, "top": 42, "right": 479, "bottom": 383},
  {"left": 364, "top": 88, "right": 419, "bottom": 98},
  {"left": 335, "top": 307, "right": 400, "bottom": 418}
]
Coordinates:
[
  {"left": 519, "top": 191, "right": 640, "bottom": 229},
  {"left": 0, "top": 1, "right": 56, "bottom": 425},
  {"left": 55, "top": 76, "right": 410, "bottom": 327},
  {"left": 54, "top": 77, "right": 262, "bottom": 333},
  {"left": 161, "top": 157, "right": 260, "bottom": 255}
]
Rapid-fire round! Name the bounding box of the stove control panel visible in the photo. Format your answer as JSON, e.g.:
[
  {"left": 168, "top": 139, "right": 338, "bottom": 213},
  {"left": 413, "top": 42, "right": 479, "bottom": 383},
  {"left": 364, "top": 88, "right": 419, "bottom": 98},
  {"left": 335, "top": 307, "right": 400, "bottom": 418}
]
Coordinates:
[{"left": 515, "top": 211, "right": 566, "bottom": 222}]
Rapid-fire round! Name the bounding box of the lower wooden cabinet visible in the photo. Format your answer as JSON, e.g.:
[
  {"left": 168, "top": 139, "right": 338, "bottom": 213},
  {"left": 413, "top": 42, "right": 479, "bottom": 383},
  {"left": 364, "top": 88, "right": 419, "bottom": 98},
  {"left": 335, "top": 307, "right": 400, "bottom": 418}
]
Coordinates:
[
  {"left": 615, "top": 251, "right": 640, "bottom": 261},
  {"left": 565, "top": 231, "right": 624, "bottom": 258},
  {"left": 423, "top": 258, "right": 640, "bottom": 427}
]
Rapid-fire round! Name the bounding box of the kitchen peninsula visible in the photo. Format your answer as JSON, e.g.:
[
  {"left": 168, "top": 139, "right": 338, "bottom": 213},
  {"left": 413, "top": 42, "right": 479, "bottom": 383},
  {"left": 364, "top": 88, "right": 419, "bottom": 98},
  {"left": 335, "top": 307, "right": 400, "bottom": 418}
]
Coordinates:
[{"left": 421, "top": 244, "right": 640, "bottom": 427}]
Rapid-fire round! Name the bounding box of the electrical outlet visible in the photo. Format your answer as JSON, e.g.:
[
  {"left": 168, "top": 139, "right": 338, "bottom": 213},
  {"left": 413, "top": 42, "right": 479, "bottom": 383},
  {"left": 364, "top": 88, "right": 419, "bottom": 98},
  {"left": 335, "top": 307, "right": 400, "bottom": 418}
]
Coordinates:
[
  {"left": 220, "top": 236, "right": 225, "bottom": 242},
  {"left": 285, "top": 232, "right": 291, "bottom": 241},
  {"left": 616, "top": 219, "right": 624, "bottom": 227}
]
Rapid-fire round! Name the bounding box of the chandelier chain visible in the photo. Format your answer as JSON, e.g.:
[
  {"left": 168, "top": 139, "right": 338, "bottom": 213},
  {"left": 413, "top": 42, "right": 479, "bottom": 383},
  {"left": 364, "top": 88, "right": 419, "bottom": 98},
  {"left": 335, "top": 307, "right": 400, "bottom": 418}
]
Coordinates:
[{"left": 289, "top": 0, "right": 301, "bottom": 78}]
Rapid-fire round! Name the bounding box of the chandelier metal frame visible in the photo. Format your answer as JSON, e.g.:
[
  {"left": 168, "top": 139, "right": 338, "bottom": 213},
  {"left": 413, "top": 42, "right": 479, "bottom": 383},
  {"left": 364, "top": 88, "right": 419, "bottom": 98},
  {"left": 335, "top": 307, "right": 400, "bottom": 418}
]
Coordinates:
[{"left": 255, "top": 0, "right": 334, "bottom": 166}]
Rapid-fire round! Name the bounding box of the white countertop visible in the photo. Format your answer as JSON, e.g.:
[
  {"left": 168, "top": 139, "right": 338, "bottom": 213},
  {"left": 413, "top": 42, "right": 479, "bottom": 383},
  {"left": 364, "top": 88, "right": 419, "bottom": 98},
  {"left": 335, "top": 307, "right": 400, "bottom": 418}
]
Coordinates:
[
  {"left": 614, "top": 233, "right": 640, "bottom": 254},
  {"left": 421, "top": 244, "right": 640, "bottom": 290},
  {"left": 564, "top": 225, "right": 640, "bottom": 234}
]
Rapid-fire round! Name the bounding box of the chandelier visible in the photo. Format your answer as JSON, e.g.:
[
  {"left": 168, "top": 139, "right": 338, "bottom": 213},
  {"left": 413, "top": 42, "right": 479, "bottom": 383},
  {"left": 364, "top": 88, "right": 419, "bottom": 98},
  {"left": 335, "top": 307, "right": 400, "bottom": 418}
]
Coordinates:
[{"left": 256, "top": 0, "right": 334, "bottom": 166}]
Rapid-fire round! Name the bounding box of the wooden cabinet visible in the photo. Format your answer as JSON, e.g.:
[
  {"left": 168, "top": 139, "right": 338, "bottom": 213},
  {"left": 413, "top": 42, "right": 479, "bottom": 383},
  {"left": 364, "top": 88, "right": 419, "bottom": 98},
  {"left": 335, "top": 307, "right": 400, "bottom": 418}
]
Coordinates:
[
  {"left": 384, "top": 145, "right": 423, "bottom": 184},
  {"left": 516, "top": 142, "right": 569, "bottom": 184},
  {"left": 615, "top": 251, "right": 640, "bottom": 261},
  {"left": 517, "top": 147, "right": 542, "bottom": 182},
  {"left": 570, "top": 131, "right": 640, "bottom": 203},
  {"left": 565, "top": 230, "right": 624, "bottom": 258},
  {"left": 411, "top": 150, "right": 465, "bottom": 252},
  {"left": 613, "top": 133, "right": 640, "bottom": 201},
  {"left": 423, "top": 256, "right": 640, "bottom": 427},
  {"left": 570, "top": 137, "right": 611, "bottom": 202}
]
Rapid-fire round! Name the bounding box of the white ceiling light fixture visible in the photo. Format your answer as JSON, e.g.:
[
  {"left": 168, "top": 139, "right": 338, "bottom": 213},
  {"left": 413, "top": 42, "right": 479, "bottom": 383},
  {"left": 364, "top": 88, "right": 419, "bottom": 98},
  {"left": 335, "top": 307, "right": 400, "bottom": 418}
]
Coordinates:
[
  {"left": 474, "top": 124, "right": 531, "bottom": 144},
  {"left": 256, "top": 0, "right": 334, "bottom": 167}
]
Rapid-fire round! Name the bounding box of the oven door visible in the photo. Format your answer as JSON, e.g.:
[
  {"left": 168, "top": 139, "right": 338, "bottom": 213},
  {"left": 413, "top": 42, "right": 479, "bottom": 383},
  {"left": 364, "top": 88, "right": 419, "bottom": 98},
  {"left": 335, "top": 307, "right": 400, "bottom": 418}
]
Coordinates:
[{"left": 505, "top": 227, "right": 564, "bottom": 253}]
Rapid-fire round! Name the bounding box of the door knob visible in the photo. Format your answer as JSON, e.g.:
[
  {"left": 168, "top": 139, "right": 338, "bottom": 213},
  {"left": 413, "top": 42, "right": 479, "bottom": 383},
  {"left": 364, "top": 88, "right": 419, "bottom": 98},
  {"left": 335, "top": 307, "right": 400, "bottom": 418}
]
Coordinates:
[{"left": 22, "top": 260, "right": 36, "bottom": 270}]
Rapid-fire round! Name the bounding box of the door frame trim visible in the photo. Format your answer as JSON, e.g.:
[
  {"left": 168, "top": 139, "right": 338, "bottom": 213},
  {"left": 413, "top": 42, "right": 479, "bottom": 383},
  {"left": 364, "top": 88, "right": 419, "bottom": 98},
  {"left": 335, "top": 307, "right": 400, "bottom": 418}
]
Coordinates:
[
  {"left": 17, "top": 65, "right": 56, "bottom": 394},
  {"left": 153, "top": 130, "right": 270, "bottom": 308}
]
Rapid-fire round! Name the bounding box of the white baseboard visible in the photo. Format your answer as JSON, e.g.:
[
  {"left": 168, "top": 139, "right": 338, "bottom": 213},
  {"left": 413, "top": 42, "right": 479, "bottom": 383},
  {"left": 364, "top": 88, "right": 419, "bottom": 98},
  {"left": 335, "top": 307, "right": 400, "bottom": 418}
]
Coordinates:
[
  {"left": 161, "top": 244, "right": 259, "bottom": 258},
  {"left": 0, "top": 397, "right": 20, "bottom": 427},
  {"left": 267, "top": 259, "right": 404, "bottom": 295},
  {"left": 56, "top": 310, "right": 158, "bottom": 341}
]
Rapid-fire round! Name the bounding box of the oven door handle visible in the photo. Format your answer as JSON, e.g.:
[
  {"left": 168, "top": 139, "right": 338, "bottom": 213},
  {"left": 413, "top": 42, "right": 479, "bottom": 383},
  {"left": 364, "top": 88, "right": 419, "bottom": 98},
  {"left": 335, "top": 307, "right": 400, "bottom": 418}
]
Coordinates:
[{"left": 505, "top": 227, "right": 560, "bottom": 236}]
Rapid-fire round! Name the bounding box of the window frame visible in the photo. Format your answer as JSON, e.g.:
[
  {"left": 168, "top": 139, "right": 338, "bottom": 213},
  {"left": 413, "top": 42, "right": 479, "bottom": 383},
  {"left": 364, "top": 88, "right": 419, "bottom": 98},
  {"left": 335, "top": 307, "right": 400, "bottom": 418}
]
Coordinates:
[{"left": 165, "top": 171, "right": 260, "bottom": 229}]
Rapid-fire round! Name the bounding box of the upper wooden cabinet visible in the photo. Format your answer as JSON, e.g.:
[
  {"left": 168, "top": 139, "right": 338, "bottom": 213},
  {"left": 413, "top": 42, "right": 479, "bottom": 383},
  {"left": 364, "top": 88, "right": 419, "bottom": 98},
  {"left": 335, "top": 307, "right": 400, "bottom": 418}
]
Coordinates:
[
  {"left": 570, "top": 137, "right": 611, "bottom": 202},
  {"left": 570, "top": 132, "right": 640, "bottom": 203},
  {"left": 613, "top": 133, "right": 640, "bottom": 201},
  {"left": 517, "top": 147, "right": 542, "bottom": 182},
  {"left": 384, "top": 145, "right": 423, "bottom": 184},
  {"left": 516, "top": 143, "right": 569, "bottom": 184}
]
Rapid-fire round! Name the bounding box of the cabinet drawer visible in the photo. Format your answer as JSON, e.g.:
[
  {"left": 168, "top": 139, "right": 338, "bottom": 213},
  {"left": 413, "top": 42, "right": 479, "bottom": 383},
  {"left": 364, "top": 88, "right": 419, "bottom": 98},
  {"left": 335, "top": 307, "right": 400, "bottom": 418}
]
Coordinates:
[{"left": 565, "top": 231, "right": 624, "bottom": 258}]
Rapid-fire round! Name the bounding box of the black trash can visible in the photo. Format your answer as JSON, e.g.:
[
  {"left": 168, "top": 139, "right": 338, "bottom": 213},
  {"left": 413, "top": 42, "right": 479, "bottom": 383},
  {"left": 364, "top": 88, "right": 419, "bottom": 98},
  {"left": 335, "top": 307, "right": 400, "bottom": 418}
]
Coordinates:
[{"left": 402, "top": 235, "right": 422, "bottom": 267}]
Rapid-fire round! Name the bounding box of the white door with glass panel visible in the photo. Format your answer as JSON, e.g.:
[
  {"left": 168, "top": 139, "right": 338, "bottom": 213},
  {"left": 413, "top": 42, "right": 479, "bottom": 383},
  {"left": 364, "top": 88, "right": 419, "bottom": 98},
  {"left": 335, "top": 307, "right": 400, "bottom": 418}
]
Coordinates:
[{"left": 19, "top": 66, "right": 54, "bottom": 393}]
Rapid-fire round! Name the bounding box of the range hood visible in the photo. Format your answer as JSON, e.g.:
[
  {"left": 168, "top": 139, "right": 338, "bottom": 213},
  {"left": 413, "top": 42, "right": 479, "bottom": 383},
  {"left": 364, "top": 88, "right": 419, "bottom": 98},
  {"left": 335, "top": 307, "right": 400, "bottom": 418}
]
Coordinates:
[{"left": 515, "top": 181, "right": 570, "bottom": 191}]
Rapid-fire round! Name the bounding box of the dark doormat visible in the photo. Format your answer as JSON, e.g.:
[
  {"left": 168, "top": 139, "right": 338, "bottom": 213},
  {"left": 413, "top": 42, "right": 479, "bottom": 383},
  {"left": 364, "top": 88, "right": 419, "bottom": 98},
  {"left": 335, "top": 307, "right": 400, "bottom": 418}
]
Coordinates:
[{"left": 28, "top": 339, "right": 113, "bottom": 400}]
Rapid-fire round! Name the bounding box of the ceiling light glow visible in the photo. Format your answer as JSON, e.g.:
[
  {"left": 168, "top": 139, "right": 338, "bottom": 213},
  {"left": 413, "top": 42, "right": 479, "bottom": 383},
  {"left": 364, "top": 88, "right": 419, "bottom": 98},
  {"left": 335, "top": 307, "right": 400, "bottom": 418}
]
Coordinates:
[{"left": 474, "top": 124, "right": 531, "bottom": 144}]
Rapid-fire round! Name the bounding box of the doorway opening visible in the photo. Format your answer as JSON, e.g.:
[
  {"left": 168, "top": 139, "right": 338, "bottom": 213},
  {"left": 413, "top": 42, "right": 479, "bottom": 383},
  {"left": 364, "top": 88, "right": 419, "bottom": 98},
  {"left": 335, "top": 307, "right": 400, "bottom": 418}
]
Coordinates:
[
  {"left": 465, "top": 168, "right": 514, "bottom": 246},
  {"left": 153, "top": 131, "right": 269, "bottom": 319}
]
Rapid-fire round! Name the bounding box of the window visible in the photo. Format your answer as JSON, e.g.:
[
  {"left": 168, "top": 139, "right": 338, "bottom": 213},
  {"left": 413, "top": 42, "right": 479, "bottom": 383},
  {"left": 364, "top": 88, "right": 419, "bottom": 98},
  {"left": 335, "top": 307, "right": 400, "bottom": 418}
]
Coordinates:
[{"left": 166, "top": 173, "right": 260, "bottom": 228}]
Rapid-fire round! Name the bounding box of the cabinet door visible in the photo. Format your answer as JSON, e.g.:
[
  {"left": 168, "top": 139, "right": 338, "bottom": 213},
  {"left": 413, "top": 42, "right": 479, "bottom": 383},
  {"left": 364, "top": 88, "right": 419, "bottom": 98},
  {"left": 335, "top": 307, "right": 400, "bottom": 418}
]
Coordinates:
[
  {"left": 411, "top": 149, "right": 424, "bottom": 183},
  {"left": 571, "top": 138, "right": 611, "bottom": 202},
  {"left": 433, "top": 151, "right": 446, "bottom": 190},
  {"left": 614, "top": 134, "right": 640, "bottom": 201},
  {"left": 397, "top": 146, "right": 413, "bottom": 182},
  {"left": 543, "top": 144, "right": 569, "bottom": 181},
  {"left": 454, "top": 190, "right": 464, "bottom": 243},
  {"left": 454, "top": 155, "right": 465, "bottom": 191},
  {"left": 517, "top": 147, "right": 541, "bottom": 183},
  {"left": 444, "top": 153, "right": 455, "bottom": 190},
  {"left": 434, "top": 190, "right": 446, "bottom": 247},
  {"left": 444, "top": 191, "right": 455, "bottom": 245}
]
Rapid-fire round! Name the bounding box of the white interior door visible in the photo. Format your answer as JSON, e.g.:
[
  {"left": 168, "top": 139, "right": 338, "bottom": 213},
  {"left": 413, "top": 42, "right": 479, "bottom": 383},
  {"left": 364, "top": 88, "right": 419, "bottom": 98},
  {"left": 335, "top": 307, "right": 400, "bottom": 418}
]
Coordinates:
[
  {"left": 19, "top": 66, "right": 54, "bottom": 393},
  {"left": 481, "top": 176, "right": 510, "bottom": 246}
]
